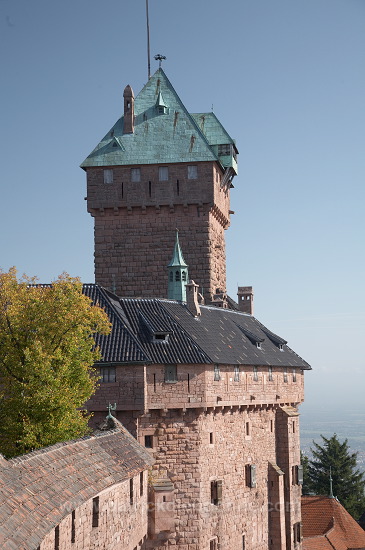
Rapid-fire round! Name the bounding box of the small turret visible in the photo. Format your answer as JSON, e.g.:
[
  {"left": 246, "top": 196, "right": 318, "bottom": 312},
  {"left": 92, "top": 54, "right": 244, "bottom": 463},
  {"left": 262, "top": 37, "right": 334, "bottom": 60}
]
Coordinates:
[
  {"left": 123, "top": 84, "right": 135, "bottom": 134},
  {"left": 237, "top": 286, "right": 254, "bottom": 315},
  {"left": 167, "top": 231, "right": 189, "bottom": 301}
]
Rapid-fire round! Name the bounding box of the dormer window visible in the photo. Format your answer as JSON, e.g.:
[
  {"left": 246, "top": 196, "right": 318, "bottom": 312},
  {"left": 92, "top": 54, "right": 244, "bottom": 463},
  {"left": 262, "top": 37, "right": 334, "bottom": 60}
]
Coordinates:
[
  {"left": 153, "top": 332, "right": 170, "bottom": 343},
  {"left": 218, "top": 144, "right": 231, "bottom": 156},
  {"left": 256, "top": 342, "right": 261, "bottom": 349}
]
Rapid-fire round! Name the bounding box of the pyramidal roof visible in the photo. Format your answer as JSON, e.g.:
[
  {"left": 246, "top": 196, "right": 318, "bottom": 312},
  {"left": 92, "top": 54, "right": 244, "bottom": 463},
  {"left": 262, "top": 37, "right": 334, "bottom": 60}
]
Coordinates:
[
  {"left": 168, "top": 231, "right": 188, "bottom": 268},
  {"left": 81, "top": 69, "right": 235, "bottom": 168}
]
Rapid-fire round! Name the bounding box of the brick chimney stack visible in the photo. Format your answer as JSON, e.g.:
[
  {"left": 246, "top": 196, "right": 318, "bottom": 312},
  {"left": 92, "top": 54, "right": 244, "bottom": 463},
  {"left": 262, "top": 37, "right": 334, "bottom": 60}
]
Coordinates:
[
  {"left": 237, "top": 286, "right": 254, "bottom": 315},
  {"left": 186, "top": 280, "right": 201, "bottom": 317},
  {"left": 123, "top": 85, "right": 135, "bottom": 134}
]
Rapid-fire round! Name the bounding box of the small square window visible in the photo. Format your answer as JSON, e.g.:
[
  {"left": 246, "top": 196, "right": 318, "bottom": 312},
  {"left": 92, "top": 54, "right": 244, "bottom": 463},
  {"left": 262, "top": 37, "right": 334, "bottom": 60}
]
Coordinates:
[
  {"left": 131, "top": 168, "right": 141, "bottom": 182},
  {"left": 210, "top": 480, "right": 222, "bottom": 505},
  {"left": 103, "top": 169, "right": 113, "bottom": 184},
  {"left": 144, "top": 435, "right": 153, "bottom": 448},
  {"left": 188, "top": 165, "right": 198, "bottom": 179},
  {"left": 159, "top": 166, "right": 169, "bottom": 181},
  {"left": 100, "top": 366, "right": 116, "bottom": 383}
]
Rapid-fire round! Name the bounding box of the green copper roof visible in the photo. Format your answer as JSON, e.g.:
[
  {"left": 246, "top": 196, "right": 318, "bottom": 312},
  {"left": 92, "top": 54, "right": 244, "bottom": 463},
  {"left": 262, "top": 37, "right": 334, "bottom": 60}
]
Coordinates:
[
  {"left": 168, "top": 231, "right": 188, "bottom": 268},
  {"left": 191, "top": 112, "right": 235, "bottom": 147},
  {"left": 81, "top": 69, "right": 236, "bottom": 169}
]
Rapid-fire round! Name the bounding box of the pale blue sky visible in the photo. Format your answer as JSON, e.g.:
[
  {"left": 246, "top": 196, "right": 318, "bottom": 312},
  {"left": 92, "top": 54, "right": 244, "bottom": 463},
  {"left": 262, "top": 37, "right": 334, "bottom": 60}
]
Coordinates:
[{"left": 1, "top": 0, "right": 364, "bottom": 416}]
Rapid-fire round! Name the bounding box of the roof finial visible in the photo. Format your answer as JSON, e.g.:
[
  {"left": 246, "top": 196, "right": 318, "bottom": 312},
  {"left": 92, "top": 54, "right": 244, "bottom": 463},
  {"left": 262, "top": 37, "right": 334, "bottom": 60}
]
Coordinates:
[
  {"left": 329, "top": 466, "right": 334, "bottom": 498},
  {"left": 107, "top": 403, "right": 117, "bottom": 420},
  {"left": 154, "top": 54, "right": 166, "bottom": 68}
]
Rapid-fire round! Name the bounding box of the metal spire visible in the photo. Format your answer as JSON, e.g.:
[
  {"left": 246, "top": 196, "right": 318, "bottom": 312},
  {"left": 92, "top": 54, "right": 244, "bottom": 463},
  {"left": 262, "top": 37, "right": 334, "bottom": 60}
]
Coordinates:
[
  {"left": 329, "top": 466, "right": 334, "bottom": 498},
  {"left": 154, "top": 54, "right": 166, "bottom": 68},
  {"left": 146, "top": 0, "right": 151, "bottom": 79}
]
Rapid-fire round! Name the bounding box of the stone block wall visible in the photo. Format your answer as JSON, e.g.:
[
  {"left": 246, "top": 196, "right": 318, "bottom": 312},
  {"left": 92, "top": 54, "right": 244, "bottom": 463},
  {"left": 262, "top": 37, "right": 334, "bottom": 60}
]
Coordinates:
[
  {"left": 86, "top": 161, "right": 230, "bottom": 300},
  {"left": 39, "top": 474, "right": 149, "bottom": 550}
]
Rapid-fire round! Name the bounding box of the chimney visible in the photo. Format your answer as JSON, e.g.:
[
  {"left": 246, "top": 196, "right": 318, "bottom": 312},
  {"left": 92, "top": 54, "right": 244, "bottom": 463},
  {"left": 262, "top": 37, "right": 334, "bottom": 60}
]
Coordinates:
[
  {"left": 186, "top": 280, "right": 201, "bottom": 317},
  {"left": 123, "top": 84, "right": 135, "bottom": 134},
  {"left": 237, "top": 286, "right": 254, "bottom": 315}
]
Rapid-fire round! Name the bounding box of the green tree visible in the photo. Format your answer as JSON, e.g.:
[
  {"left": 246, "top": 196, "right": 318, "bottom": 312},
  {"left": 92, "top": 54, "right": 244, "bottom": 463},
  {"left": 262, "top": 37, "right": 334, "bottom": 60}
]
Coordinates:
[
  {"left": 0, "top": 268, "right": 110, "bottom": 458},
  {"left": 300, "top": 451, "right": 313, "bottom": 495},
  {"left": 308, "top": 433, "right": 365, "bottom": 519}
]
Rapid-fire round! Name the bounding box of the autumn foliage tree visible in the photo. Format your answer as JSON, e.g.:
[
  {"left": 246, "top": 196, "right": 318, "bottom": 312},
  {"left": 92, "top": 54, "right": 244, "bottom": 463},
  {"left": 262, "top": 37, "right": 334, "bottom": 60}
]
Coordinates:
[{"left": 0, "top": 268, "right": 110, "bottom": 458}]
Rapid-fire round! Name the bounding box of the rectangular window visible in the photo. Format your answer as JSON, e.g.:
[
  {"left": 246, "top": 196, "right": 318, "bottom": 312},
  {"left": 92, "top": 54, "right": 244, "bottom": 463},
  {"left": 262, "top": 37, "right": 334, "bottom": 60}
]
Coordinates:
[
  {"left": 164, "top": 364, "right": 177, "bottom": 383},
  {"left": 246, "top": 464, "right": 257, "bottom": 488},
  {"left": 188, "top": 165, "right": 198, "bottom": 179},
  {"left": 293, "top": 522, "right": 302, "bottom": 543},
  {"left": 245, "top": 422, "right": 250, "bottom": 437},
  {"left": 210, "top": 480, "right": 222, "bottom": 505},
  {"left": 268, "top": 366, "right": 273, "bottom": 381},
  {"left": 158, "top": 166, "right": 169, "bottom": 181},
  {"left": 71, "top": 510, "right": 75, "bottom": 543},
  {"left": 209, "top": 432, "right": 214, "bottom": 445},
  {"left": 140, "top": 471, "right": 144, "bottom": 497},
  {"left": 92, "top": 496, "right": 99, "bottom": 528},
  {"left": 284, "top": 369, "right": 288, "bottom": 383},
  {"left": 130, "top": 478, "right": 134, "bottom": 505},
  {"left": 242, "top": 535, "right": 245, "bottom": 550},
  {"left": 218, "top": 144, "right": 231, "bottom": 156},
  {"left": 131, "top": 168, "right": 141, "bottom": 182},
  {"left": 234, "top": 366, "right": 240, "bottom": 382},
  {"left": 144, "top": 435, "right": 153, "bottom": 448},
  {"left": 214, "top": 364, "right": 221, "bottom": 381},
  {"left": 103, "top": 169, "right": 113, "bottom": 184},
  {"left": 99, "top": 366, "right": 116, "bottom": 383},
  {"left": 293, "top": 368, "right": 297, "bottom": 382},
  {"left": 210, "top": 539, "right": 218, "bottom": 550},
  {"left": 253, "top": 366, "right": 258, "bottom": 382},
  {"left": 54, "top": 526, "right": 59, "bottom": 550}
]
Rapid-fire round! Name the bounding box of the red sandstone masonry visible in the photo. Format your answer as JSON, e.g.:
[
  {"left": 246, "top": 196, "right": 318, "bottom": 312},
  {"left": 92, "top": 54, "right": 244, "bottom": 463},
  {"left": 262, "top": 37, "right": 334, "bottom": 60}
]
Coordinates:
[{"left": 86, "top": 162, "right": 229, "bottom": 300}]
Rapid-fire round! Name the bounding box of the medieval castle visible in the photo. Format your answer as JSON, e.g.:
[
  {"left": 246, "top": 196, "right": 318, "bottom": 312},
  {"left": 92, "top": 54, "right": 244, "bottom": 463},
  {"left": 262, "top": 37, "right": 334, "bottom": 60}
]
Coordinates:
[{"left": 0, "top": 68, "right": 312, "bottom": 550}]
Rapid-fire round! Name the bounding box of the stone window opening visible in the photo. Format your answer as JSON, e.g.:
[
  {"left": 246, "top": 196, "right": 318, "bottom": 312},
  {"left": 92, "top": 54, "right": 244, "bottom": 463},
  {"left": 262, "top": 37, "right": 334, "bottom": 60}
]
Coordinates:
[
  {"left": 159, "top": 166, "right": 169, "bottom": 181},
  {"left": 268, "top": 366, "right": 273, "bottom": 382},
  {"left": 242, "top": 535, "right": 246, "bottom": 550},
  {"left": 54, "top": 525, "right": 60, "bottom": 550},
  {"left": 210, "top": 480, "right": 222, "bottom": 505},
  {"left": 144, "top": 434, "right": 153, "bottom": 448},
  {"left": 234, "top": 366, "right": 240, "bottom": 382},
  {"left": 214, "top": 364, "right": 221, "bottom": 381},
  {"left": 253, "top": 366, "right": 258, "bottom": 382},
  {"left": 140, "top": 471, "right": 144, "bottom": 496},
  {"left": 99, "top": 366, "right": 116, "bottom": 383},
  {"left": 293, "top": 522, "right": 302, "bottom": 544},
  {"left": 131, "top": 168, "right": 141, "bottom": 182},
  {"left": 164, "top": 364, "right": 177, "bottom": 383},
  {"left": 284, "top": 369, "right": 288, "bottom": 383},
  {"left": 103, "top": 169, "right": 113, "bottom": 184},
  {"left": 293, "top": 368, "right": 297, "bottom": 382},
  {"left": 209, "top": 432, "right": 214, "bottom": 445},
  {"left": 92, "top": 496, "right": 99, "bottom": 528},
  {"left": 130, "top": 478, "right": 134, "bottom": 505},
  {"left": 245, "top": 464, "right": 257, "bottom": 488},
  {"left": 245, "top": 422, "right": 250, "bottom": 437},
  {"left": 71, "top": 510, "right": 76, "bottom": 543},
  {"left": 210, "top": 538, "right": 218, "bottom": 550},
  {"left": 188, "top": 165, "right": 198, "bottom": 179}
]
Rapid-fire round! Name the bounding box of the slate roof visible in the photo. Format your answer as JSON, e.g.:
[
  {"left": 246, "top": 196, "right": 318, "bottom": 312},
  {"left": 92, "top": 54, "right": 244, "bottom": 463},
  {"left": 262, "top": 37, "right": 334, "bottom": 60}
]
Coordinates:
[
  {"left": 85, "top": 285, "right": 310, "bottom": 369},
  {"left": 302, "top": 496, "right": 365, "bottom": 550},
  {"left": 80, "top": 69, "right": 236, "bottom": 169},
  {"left": 0, "top": 419, "right": 153, "bottom": 550}
]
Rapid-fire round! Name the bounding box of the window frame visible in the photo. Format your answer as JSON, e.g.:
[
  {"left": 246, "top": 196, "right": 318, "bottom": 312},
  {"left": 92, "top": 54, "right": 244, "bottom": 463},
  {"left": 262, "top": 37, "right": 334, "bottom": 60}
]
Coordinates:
[
  {"left": 158, "top": 166, "right": 169, "bottom": 181},
  {"left": 164, "top": 364, "right": 177, "bottom": 383},
  {"left": 103, "top": 169, "right": 113, "bottom": 184},
  {"left": 188, "top": 165, "right": 198, "bottom": 179},
  {"left": 131, "top": 167, "right": 141, "bottom": 182},
  {"left": 99, "top": 366, "right": 116, "bottom": 383}
]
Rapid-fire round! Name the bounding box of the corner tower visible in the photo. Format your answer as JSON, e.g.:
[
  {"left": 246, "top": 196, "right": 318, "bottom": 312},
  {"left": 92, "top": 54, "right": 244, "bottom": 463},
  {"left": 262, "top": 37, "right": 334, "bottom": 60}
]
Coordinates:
[{"left": 81, "top": 69, "right": 238, "bottom": 300}]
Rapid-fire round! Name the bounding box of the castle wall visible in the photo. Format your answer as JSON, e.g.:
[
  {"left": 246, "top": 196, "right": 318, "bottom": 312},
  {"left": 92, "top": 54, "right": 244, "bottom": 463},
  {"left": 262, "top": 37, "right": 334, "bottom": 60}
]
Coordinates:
[{"left": 39, "top": 475, "right": 149, "bottom": 550}]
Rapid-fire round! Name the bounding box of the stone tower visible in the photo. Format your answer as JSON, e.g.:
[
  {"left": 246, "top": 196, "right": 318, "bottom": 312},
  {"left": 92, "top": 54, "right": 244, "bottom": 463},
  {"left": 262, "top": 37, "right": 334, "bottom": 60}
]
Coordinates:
[{"left": 81, "top": 69, "right": 238, "bottom": 302}]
